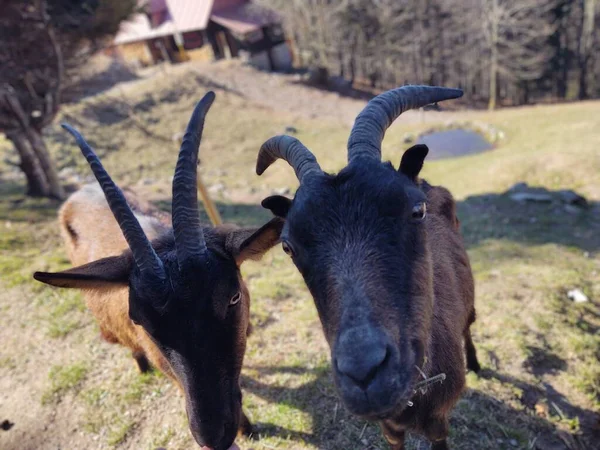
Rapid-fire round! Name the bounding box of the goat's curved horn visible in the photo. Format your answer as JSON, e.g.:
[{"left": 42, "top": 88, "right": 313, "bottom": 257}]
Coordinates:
[
  {"left": 347, "top": 86, "right": 463, "bottom": 163},
  {"left": 62, "top": 124, "right": 165, "bottom": 278},
  {"left": 256, "top": 135, "right": 322, "bottom": 182},
  {"left": 172, "top": 92, "right": 215, "bottom": 267}
]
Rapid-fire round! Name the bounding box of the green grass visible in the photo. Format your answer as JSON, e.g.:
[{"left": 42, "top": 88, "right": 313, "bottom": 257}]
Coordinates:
[
  {"left": 43, "top": 290, "right": 87, "bottom": 338},
  {"left": 148, "top": 426, "right": 176, "bottom": 449},
  {"left": 42, "top": 363, "right": 89, "bottom": 404},
  {"left": 107, "top": 418, "right": 136, "bottom": 446},
  {"left": 0, "top": 64, "right": 599, "bottom": 449}
]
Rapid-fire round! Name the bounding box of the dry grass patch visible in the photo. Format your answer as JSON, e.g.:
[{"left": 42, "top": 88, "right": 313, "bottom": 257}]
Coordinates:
[{"left": 0, "top": 63, "right": 598, "bottom": 449}]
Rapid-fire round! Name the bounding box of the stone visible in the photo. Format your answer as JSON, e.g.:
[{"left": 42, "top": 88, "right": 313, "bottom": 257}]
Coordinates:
[
  {"left": 208, "top": 183, "right": 226, "bottom": 194},
  {"left": 274, "top": 187, "right": 291, "bottom": 195},
  {"left": 508, "top": 182, "right": 528, "bottom": 192},
  {"left": 58, "top": 167, "right": 76, "bottom": 177},
  {"left": 510, "top": 192, "right": 553, "bottom": 203},
  {"left": 564, "top": 204, "right": 583, "bottom": 214},
  {"left": 403, "top": 133, "right": 415, "bottom": 144},
  {"left": 285, "top": 126, "right": 298, "bottom": 134},
  {"left": 556, "top": 190, "right": 588, "bottom": 206},
  {"left": 567, "top": 289, "right": 588, "bottom": 303}
]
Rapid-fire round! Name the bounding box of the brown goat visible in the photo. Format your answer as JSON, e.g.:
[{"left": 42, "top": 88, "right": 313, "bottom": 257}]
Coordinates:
[
  {"left": 256, "top": 86, "right": 481, "bottom": 449},
  {"left": 34, "top": 92, "right": 283, "bottom": 450}
]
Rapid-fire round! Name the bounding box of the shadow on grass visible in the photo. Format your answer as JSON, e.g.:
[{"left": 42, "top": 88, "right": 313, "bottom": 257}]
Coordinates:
[
  {"left": 242, "top": 364, "right": 599, "bottom": 449},
  {"left": 456, "top": 188, "right": 600, "bottom": 253},
  {"left": 0, "top": 179, "right": 62, "bottom": 224},
  {"left": 62, "top": 59, "right": 138, "bottom": 103},
  {"left": 151, "top": 199, "right": 272, "bottom": 228},
  {"left": 241, "top": 365, "right": 372, "bottom": 448},
  {"left": 479, "top": 369, "right": 600, "bottom": 448},
  {"left": 6, "top": 176, "right": 598, "bottom": 253},
  {"left": 0, "top": 173, "right": 271, "bottom": 228}
]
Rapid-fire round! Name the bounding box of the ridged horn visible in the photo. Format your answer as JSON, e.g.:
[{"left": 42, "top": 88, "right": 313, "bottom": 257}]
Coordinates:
[
  {"left": 172, "top": 92, "right": 215, "bottom": 267},
  {"left": 347, "top": 85, "right": 463, "bottom": 163},
  {"left": 256, "top": 135, "right": 322, "bottom": 182},
  {"left": 62, "top": 124, "right": 165, "bottom": 278}
]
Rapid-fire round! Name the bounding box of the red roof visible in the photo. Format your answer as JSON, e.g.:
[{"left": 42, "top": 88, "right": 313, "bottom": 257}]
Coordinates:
[
  {"left": 114, "top": 0, "right": 277, "bottom": 45},
  {"left": 211, "top": 3, "right": 280, "bottom": 35}
]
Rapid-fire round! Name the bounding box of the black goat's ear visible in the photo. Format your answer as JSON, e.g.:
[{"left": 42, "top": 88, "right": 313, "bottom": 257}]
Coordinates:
[
  {"left": 225, "top": 218, "right": 285, "bottom": 265},
  {"left": 33, "top": 255, "right": 131, "bottom": 290},
  {"left": 261, "top": 195, "right": 292, "bottom": 218},
  {"left": 399, "top": 144, "right": 429, "bottom": 181}
]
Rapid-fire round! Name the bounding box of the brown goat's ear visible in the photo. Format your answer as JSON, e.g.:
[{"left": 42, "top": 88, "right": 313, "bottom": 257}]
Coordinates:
[
  {"left": 261, "top": 195, "right": 292, "bottom": 218},
  {"left": 399, "top": 144, "right": 429, "bottom": 181},
  {"left": 33, "top": 255, "right": 132, "bottom": 290},
  {"left": 227, "top": 218, "right": 285, "bottom": 264}
]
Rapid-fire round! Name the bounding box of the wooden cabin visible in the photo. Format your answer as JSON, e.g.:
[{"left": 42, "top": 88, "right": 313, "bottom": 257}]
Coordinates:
[{"left": 113, "top": 0, "right": 291, "bottom": 71}]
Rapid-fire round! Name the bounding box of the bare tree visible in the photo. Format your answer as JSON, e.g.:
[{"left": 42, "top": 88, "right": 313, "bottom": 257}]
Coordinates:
[
  {"left": 0, "top": 1, "right": 65, "bottom": 198},
  {"left": 0, "top": 0, "right": 136, "bottom": 199},
  {"left": 577, "top": 0, "right": 597, "bottom": 99},
  {"left": 477, "top": 0, "right": 558, "bottom": 109}
]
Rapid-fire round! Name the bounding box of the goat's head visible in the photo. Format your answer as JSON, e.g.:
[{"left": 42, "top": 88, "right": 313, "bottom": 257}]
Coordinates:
[
  {"left": 256, "top": 86, "right": 462, "bottom": 418},
  {"left": 34, "top": 92, "right": 283, "bottom": 450}
]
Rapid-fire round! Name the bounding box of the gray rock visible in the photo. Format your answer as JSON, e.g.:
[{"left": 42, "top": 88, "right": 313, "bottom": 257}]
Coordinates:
[
  {"left": 274, "top": 187, "right": 291, "bottom": 196},
  {"left": 208, "top": 183, "right": 226, "bottom": 194},
  {"left": 508, "top": 182, "right": 528, "bottom": 192},
  {"left": 403, "top": 133, "right": 415, "bottom": 144},
  {"left": 556, "top": 190, "right": 588, "bottom": 206},
  {"left": 285, "top": 126, "right": 298, "bottom": 134},
  {"left": 59, "top": 167, "right": 76, "bottom": 177},
  {"left": 567, "top": 289, "right": 588, "bottom": 303},
  {"left": 172, "top": 131, "right": 184, "bottom": 142},
  {"left": 564, "top": 204, "right": 583, "bottom": 214},
  {"left": 510, "top": 192, "right": 553, "bottom": 203}
]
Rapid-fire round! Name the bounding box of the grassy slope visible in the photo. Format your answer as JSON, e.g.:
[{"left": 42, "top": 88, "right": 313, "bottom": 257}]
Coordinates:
[{"left": 0, "top": 68, "right": 598, "bottom": 450}]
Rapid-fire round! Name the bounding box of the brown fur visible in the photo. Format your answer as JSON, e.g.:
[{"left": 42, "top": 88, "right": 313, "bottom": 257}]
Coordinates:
[
  {"left": 57, "top": 185, "right": 176, "bottom": 375},
  {"left": 381, "top": 182, "right": 478, "bottom": 449},
  {"left": 262, "top": 168, "right": 480, "bottom": 448}
]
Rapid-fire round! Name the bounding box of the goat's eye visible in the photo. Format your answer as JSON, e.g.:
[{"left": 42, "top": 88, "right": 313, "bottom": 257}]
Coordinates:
[
  {"left": 281, "top": 240, "right": 295, "bottom": 257},
  {"left": 229, "top": 292, "right": 242, "bottom": 306},
  {"left": 412, "top": 202, "right": 427, "bottom": 220}
]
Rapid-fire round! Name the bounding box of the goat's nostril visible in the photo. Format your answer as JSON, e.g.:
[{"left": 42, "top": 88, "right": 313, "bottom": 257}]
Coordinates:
[{"left": 336, "top": 344, "right": 389, "bottom": 389}]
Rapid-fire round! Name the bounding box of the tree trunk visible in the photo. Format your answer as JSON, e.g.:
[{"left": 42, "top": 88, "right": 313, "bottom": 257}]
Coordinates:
[
  {"left": 27, "top": 127, "right": 64, "bottom": 199},
  {"left": 6, "top": 127, "right": 64, "bottom": 199},
  {"left": 7, "top": 129, "right": 50, "bottom": 197},
  {"left": 488, "top": 0, "right": 499, "bottom": 110},
  {"left": 578, "top": 0, "right": 596, "bottom": 100}
]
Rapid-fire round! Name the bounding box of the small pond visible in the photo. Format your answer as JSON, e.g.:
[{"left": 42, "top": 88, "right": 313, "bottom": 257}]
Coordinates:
[{"left": 416, "top": 129, "right": 493, "bottom": 160}]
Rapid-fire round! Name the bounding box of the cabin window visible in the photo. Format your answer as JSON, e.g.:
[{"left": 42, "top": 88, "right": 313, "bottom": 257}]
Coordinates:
[{"left": 183, "top": 31, "right": 204, "bottom": 50}]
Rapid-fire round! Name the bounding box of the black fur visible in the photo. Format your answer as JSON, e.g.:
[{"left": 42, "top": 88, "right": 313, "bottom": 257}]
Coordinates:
[{"left": 262, "top": 145, "right": 480, "bottom": 448}]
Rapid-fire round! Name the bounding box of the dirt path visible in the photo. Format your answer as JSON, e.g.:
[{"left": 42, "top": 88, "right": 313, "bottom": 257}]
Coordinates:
[
  {"left": 188, "top": 60, "right": 465, "bottom": 126},
  {"left": 107, "top": 58, "right": 460, "bottom": 127}
]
